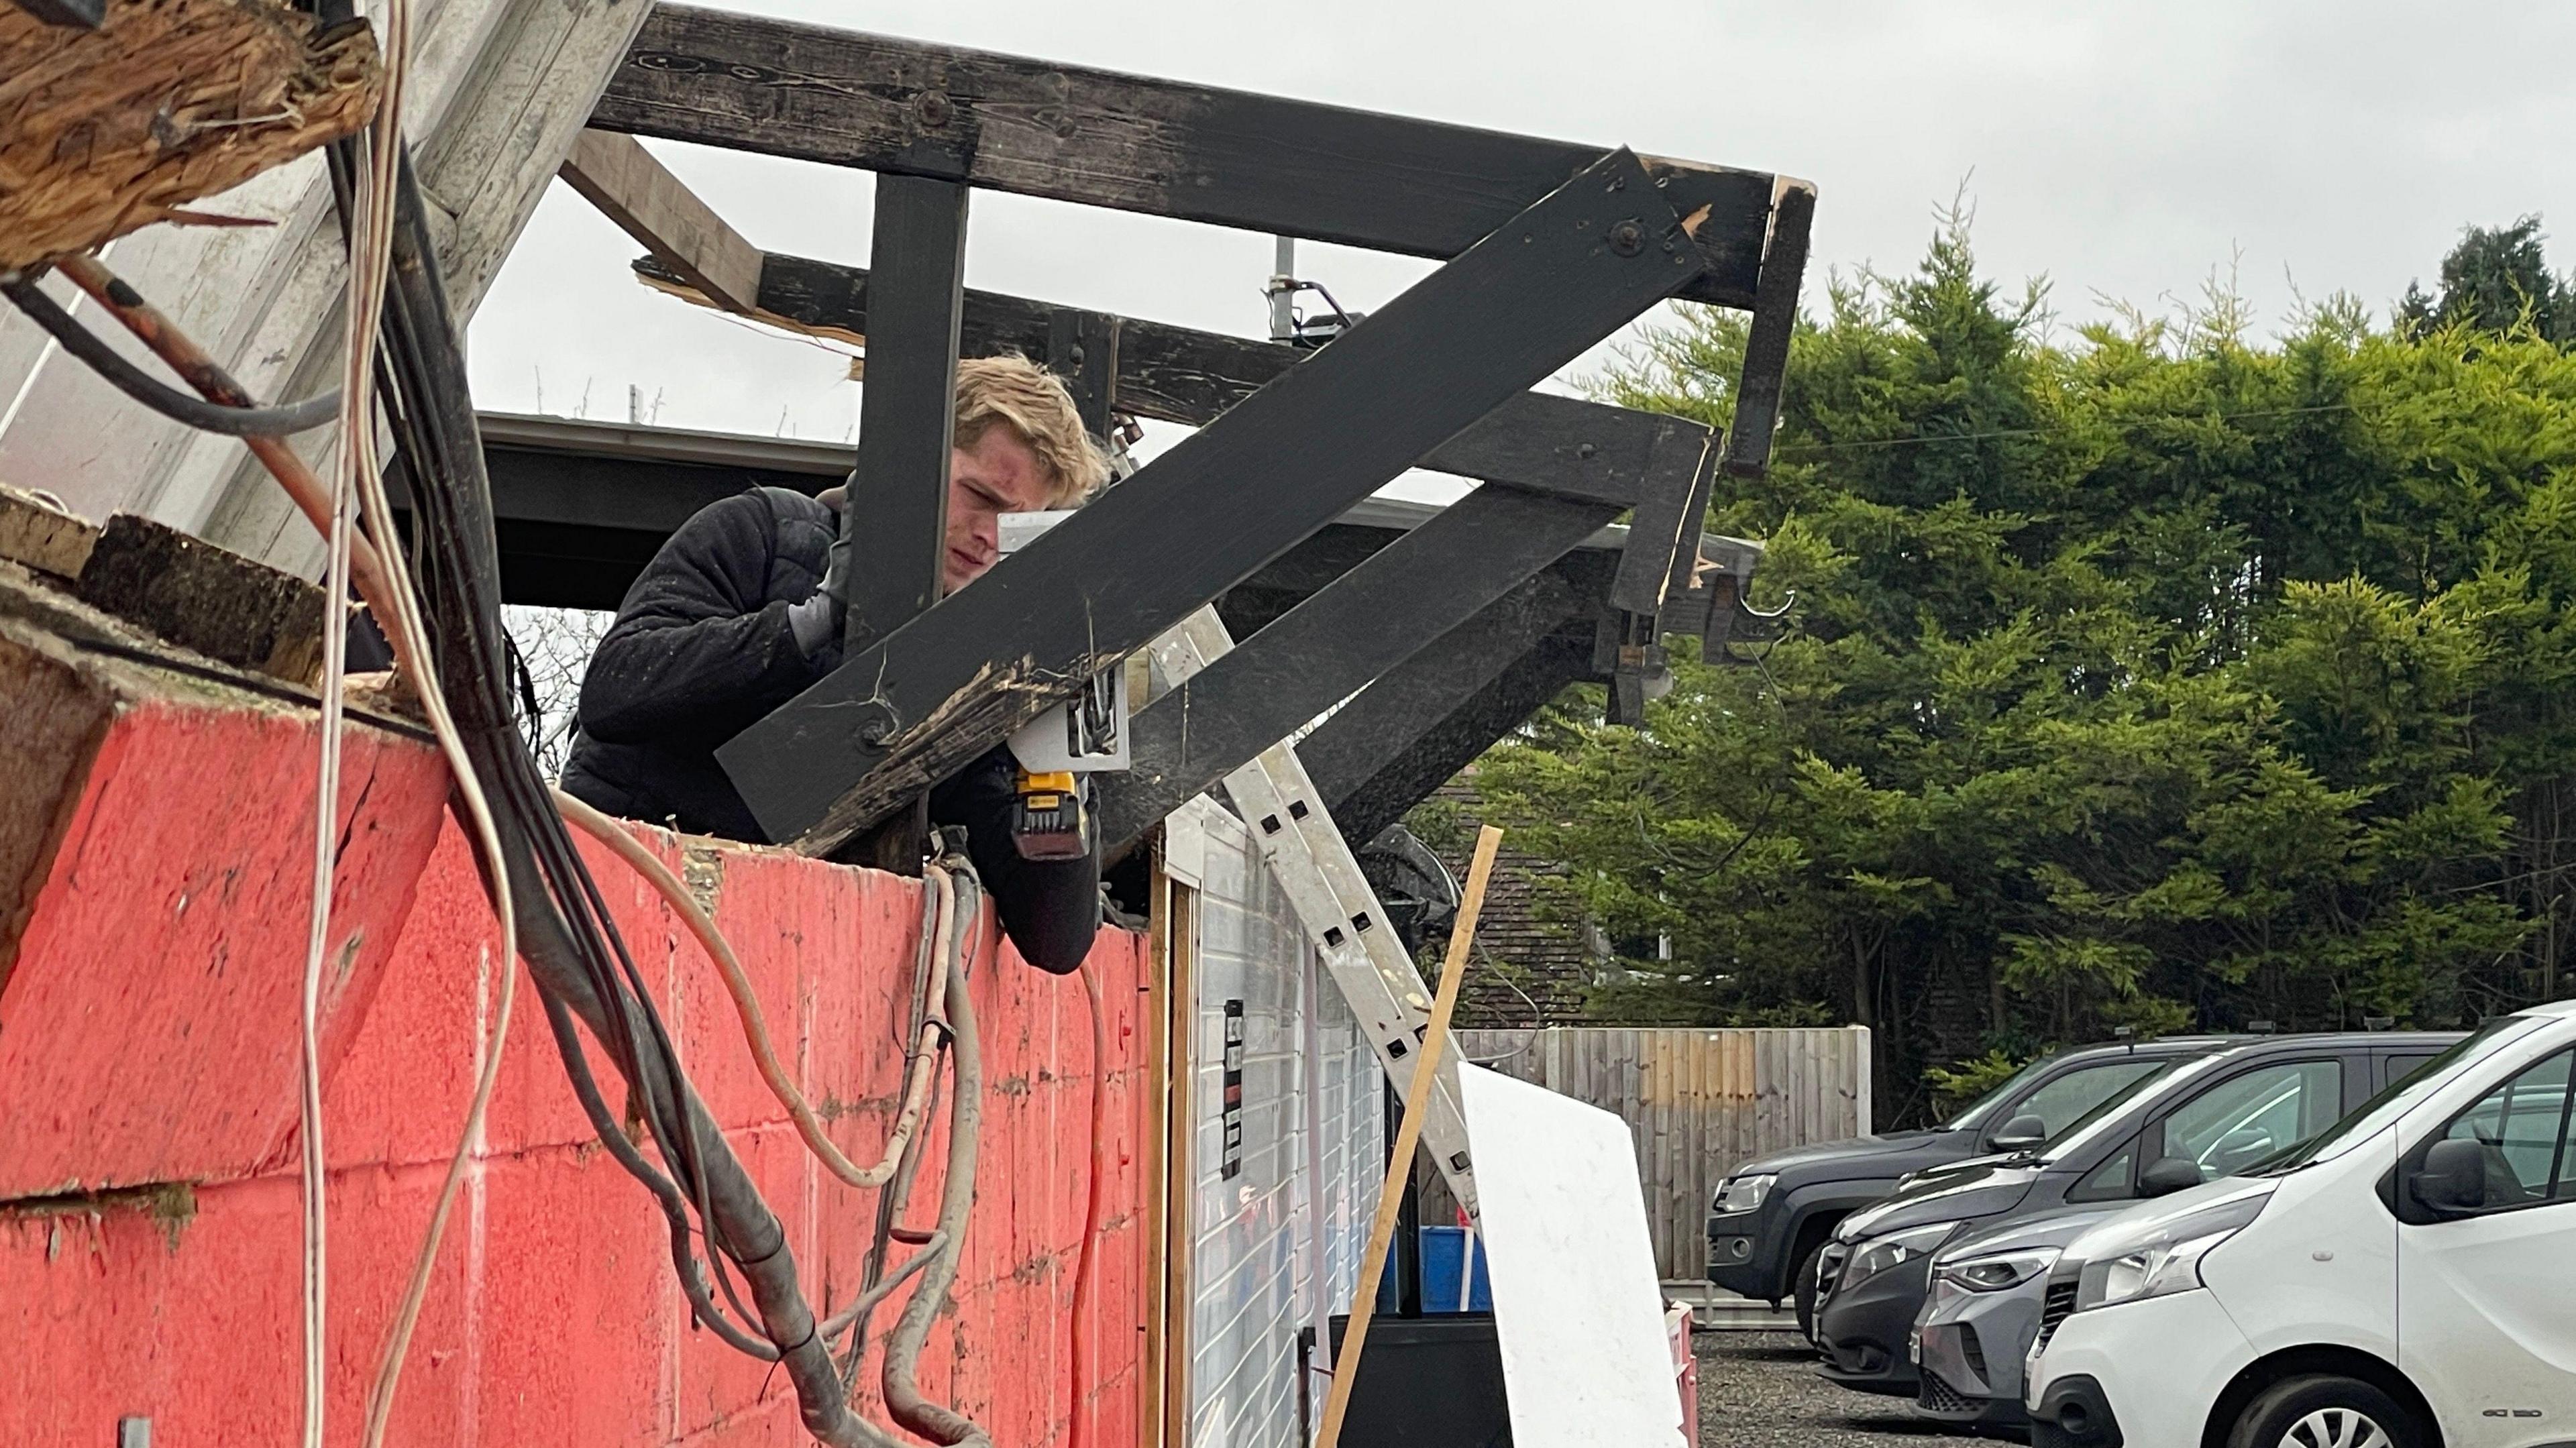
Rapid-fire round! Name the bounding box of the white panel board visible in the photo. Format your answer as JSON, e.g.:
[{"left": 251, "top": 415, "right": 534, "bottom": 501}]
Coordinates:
[{"left": 1460, "top": 1062, "right": 1685, "bottom": 1448}]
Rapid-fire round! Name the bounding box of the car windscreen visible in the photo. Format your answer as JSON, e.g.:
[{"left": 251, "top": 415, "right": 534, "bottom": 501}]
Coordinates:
[
  {"left": 1943, "top": 1056, "right": 2054, "bottom": 1131},
  {"left": 2251, "top": 1015, "right": 2542, "bottom": 1174},
  {"left": 2037, "top": 1055, "right": 2220, "bottom": 1164}
]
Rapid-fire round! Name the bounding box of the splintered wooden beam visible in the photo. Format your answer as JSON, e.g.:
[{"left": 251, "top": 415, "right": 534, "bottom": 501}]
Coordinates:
[
  {"left": 0, "top": 0, "right": 382, "bottom": 271},
  {"left": 594, "top": 4, "right": 1778, "bottom": 308},
  {"left": 717, "top": 147, "right": 1713, "bottom": 850},
  {"left": 558, "top": 129, "right": 763, "bottom": 314}
]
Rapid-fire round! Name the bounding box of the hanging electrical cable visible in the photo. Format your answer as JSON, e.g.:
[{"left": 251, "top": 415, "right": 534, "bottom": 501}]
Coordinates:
[
  {"left": 554, "top": 787, "right": 948, "bottom": 1191},
  {"left": 1067, "top": 957, "right": 1110, "bottom": 1448},
  {"left": 0, "top": 274, "right": 342, "bottom": 435}
]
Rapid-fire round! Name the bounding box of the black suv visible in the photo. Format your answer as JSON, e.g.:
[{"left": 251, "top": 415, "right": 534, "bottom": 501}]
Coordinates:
[
  {"left": 1707, "top": 1036, "right": 2231, "bottom": 1327},
  {"left": 1809, "top": 1030, "right": 2460, "bottom": 1399}
]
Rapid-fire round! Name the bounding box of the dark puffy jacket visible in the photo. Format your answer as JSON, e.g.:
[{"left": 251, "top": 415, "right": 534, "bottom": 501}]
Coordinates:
[{"left": 561, "top": 488, "right": 1102, "bottom": 973}]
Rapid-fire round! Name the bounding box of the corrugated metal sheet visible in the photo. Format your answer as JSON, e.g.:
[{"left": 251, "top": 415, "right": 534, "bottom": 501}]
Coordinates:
[
  {"left": 1452, "top": 1027, "right": 1870, "bottom": 1280},
  {"left": 1185, "top": 805, "right": 1382, "bottom": 1448}
]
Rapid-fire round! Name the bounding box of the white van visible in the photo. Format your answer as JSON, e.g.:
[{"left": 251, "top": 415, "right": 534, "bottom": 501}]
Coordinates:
[{"left": 2023, "top": 1000, "right": 2576, "bottom": 1448}]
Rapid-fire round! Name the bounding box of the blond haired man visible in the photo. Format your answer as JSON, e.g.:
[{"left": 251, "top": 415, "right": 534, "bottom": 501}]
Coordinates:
[{"left": 564, "top": 357, "right": 1113, "bottom": 971}]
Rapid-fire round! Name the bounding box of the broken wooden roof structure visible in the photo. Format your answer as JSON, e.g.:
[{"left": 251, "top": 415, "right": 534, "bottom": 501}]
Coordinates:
[
  {"left": 0, "top": 0, "right": 1809, "bottom": 866},
  {"left": 553, "top": 3, "right": 1815, "bottom": 860}
]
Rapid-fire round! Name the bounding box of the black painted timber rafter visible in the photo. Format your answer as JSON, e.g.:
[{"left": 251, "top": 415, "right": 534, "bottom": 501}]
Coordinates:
[
  {"left": 845, "top": 174, "right": 969, "bottom": 643},
  {"left": 716, "top": 146, "right": 1721, "bottom": 851},
  {"left": 594, "top": 6, "right": 1777, "bottom": 308},
  {"left": 640, "top": 247, "right": 1699, "bottom": 510},
  {"left": 1093, "top": 485, "right": 1630, "bottom": 856},
  {"left": 1302, "top": 570, "right": 1604, "bottom": 848}
]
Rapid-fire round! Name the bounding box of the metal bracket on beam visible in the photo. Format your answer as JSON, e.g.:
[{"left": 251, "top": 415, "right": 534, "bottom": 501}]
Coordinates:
[
  {"left": 1045, "top": 307, "right": 1121, "bottom": 442},
  {"left": 717, "top": 146, "right": 1715, "bottom": 851},
  {"left": 845, "top": 174, "right": 969, "bottom": 647}
]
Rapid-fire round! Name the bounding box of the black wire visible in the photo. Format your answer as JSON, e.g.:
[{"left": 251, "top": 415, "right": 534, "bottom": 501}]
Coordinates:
[
  {"left": 1, "top": 276, "right": 342, "bottom": 437},
  {"left": 537, "top": 984, "right": 779, "bottom": 1359}
]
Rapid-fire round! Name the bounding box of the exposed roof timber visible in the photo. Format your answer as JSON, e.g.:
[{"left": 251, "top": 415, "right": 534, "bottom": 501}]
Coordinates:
[
  {"left": 1097, "top": 484, "right": 1621, "bottom": 852},
  {"left": 717, "top": 148, "right": 1721, "bottom": 850},
  {"left": 633, "top": 244, "right": 1705, "bottom": 514},
  {"left": 591, "top": 5, "right": 1783, "bottom": 309},
  {"left": 463, "top": 408, "right": 1762, "bottom": 597},
  {"left": 558, "top": 127, "right": 763, "bottom": 313}
]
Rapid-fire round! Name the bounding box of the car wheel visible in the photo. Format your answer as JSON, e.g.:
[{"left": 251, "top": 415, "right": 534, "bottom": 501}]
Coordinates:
[
  {"left": 1792, "top": 1239, "right": 1826, "bottom": 1342},
  {"left": 2227, "top": 1374, "right": 2418, "bottom": 1448}
]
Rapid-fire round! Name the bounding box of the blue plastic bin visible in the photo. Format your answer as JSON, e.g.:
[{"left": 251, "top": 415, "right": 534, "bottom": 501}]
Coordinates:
[{"left": 1417, "top": 1226, "right": 1493, "bottom": 1312}]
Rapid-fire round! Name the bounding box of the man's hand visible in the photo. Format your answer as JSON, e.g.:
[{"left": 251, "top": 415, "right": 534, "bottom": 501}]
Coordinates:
[{"left": 787, "top": 531, "right": 850, "bottom": 657}]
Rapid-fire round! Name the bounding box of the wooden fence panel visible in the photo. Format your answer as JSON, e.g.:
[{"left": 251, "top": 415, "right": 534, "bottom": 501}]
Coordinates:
[{"left": 1450, "top": 1026, "right": 1872, "bottom": 1280}]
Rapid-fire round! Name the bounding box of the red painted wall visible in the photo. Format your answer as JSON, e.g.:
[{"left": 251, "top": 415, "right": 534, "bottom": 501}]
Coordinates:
[{"left": 0, "top": 675, "right": 1148, "bottom": 1446}]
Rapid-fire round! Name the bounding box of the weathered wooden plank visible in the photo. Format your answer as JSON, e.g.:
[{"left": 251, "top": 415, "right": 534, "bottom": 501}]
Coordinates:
[
  {"left": 1721, "top": 179, "right": 1817, "bottom": 480},
  {"left": 0, "top": 484, "right": 98, "bottom": 579},
  {"left": 558, "top": 128, "right": 764, "bottom": 313},
  {"left": 595, "top": 5, "right": 1776, "bottom": 308},
  {"left": 74, "top": 513, "right": 327, "bottom": 685}
]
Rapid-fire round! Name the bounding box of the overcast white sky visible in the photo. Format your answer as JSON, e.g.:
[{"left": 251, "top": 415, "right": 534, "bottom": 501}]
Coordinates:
[{"left": 469, "top": 0, "right": 2576, "bottom": 459}]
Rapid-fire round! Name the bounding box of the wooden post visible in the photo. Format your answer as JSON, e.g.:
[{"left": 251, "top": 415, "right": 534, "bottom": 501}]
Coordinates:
[{"left": 1316, "top": 824, "right": 1505, "bottom": 1448}]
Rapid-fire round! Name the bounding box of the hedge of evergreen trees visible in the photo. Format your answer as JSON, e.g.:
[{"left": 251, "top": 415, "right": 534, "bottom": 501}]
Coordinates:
[{"left": 1468, "top": 216, "right": 2576, "bottom": 1120}]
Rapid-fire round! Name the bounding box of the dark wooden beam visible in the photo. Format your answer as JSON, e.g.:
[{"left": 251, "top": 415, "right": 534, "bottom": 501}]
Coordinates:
[
  {"left": 1722, "top": 180, "right": 1815, "bottom": 478},
  {"left": 845, "top": 174, "right": 969, "bottom": 641},
  {"left": 1301, "top": 575, "right": 1601, "bottom": 848},
  {"left": 1607, "top": 426, "right": 1715, "bottom": 616},
  {"left": 716, "top": 146, "right": 1711, "bottom": 850},
  {"left": 708, "top": 248, "right": 1696, "bottom": 508},
  {"left": 1095, "top": 486, "right": 1618, "bottom": 855},
  {"left": 594, "top": 5, "right": 1777, "bottom": 309}
]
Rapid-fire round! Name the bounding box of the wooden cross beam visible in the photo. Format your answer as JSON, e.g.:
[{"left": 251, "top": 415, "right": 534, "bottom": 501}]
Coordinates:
[
  {"left": 1092, "top": 485, "right": 1629, "bottom": 856},
  {"left": 1301, "top": 577, "right": 1604, "bottom": 849},
  {"left": 716, "top": 147, "right": 1718, "bottom": 851},
  {"left": 592, "top": 6, "right": 1781, "bottom": 307},
  {"left": 635, "top": 243, "right": 1694, "bottom": 512}
]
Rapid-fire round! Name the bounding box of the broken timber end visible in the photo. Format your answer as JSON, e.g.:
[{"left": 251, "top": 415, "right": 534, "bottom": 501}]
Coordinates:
[{"left": 0, "top": 0, "right": 382, "bottom": 272}]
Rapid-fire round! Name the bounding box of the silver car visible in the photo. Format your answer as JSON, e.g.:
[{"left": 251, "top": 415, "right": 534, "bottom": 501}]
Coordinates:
[{"left": 1911, "top": 1206, "right": 2118, "bottom": 1429}]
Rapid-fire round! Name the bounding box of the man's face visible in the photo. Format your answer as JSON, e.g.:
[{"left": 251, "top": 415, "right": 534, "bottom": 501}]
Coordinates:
[{"left": 943, "top": 425, "right": 1053, "bottom": 595}]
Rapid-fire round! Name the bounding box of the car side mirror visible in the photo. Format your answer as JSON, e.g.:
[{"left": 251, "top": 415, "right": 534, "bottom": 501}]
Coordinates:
[
  {"left": 2412, "top": 1138, "right": 2488, "bottom": 1214},
  {"left": 2139, "top": 1156, "right": 2204, "bottom": 1196},
  {"left": 1988, "top": 1114, "right": 2049, "bottom": 1152}
]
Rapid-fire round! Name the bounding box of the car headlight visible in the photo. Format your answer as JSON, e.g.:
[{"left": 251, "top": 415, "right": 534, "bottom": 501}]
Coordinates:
[
  {"left": 1713, "top": 1172, "right": 1776, "bottom": 1215},
  {"left": 2074, "top": 1185, "right": 2273, "bottom": 1314},
  {"left": 1841, "top": 1222, "right": 1956, "bottom": 1291},
  {"left": 1933, "top": 1246, "right": 2057, "bottom": 1293}
]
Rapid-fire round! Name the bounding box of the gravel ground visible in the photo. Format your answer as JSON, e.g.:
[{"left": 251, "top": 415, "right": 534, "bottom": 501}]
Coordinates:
[{"left": 1696, "top": 1332, "right": 1995, "bottom": 1448}]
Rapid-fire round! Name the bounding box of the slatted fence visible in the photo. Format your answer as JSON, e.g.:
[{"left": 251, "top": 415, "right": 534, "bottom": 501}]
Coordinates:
[{"left": 1448, "top": 1026, "right": 1872, "bottom": 1280}]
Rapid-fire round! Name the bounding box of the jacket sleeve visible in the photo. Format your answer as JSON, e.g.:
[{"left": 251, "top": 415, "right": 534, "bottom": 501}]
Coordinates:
[
  {"left": 931, "top": 746, "right": 1103, "bottom": 976},
  {"left": 578, "top": 492, "right": 824, "bottom": 748}
]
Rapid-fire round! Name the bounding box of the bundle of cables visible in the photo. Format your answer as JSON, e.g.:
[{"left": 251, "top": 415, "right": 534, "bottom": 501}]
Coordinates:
[
  {"left": 0, "top": 27, "right": 1018, "bottom": 1447},
  {"left": 326, "top": 139, "right": 1001, "bottom": 1448}
]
